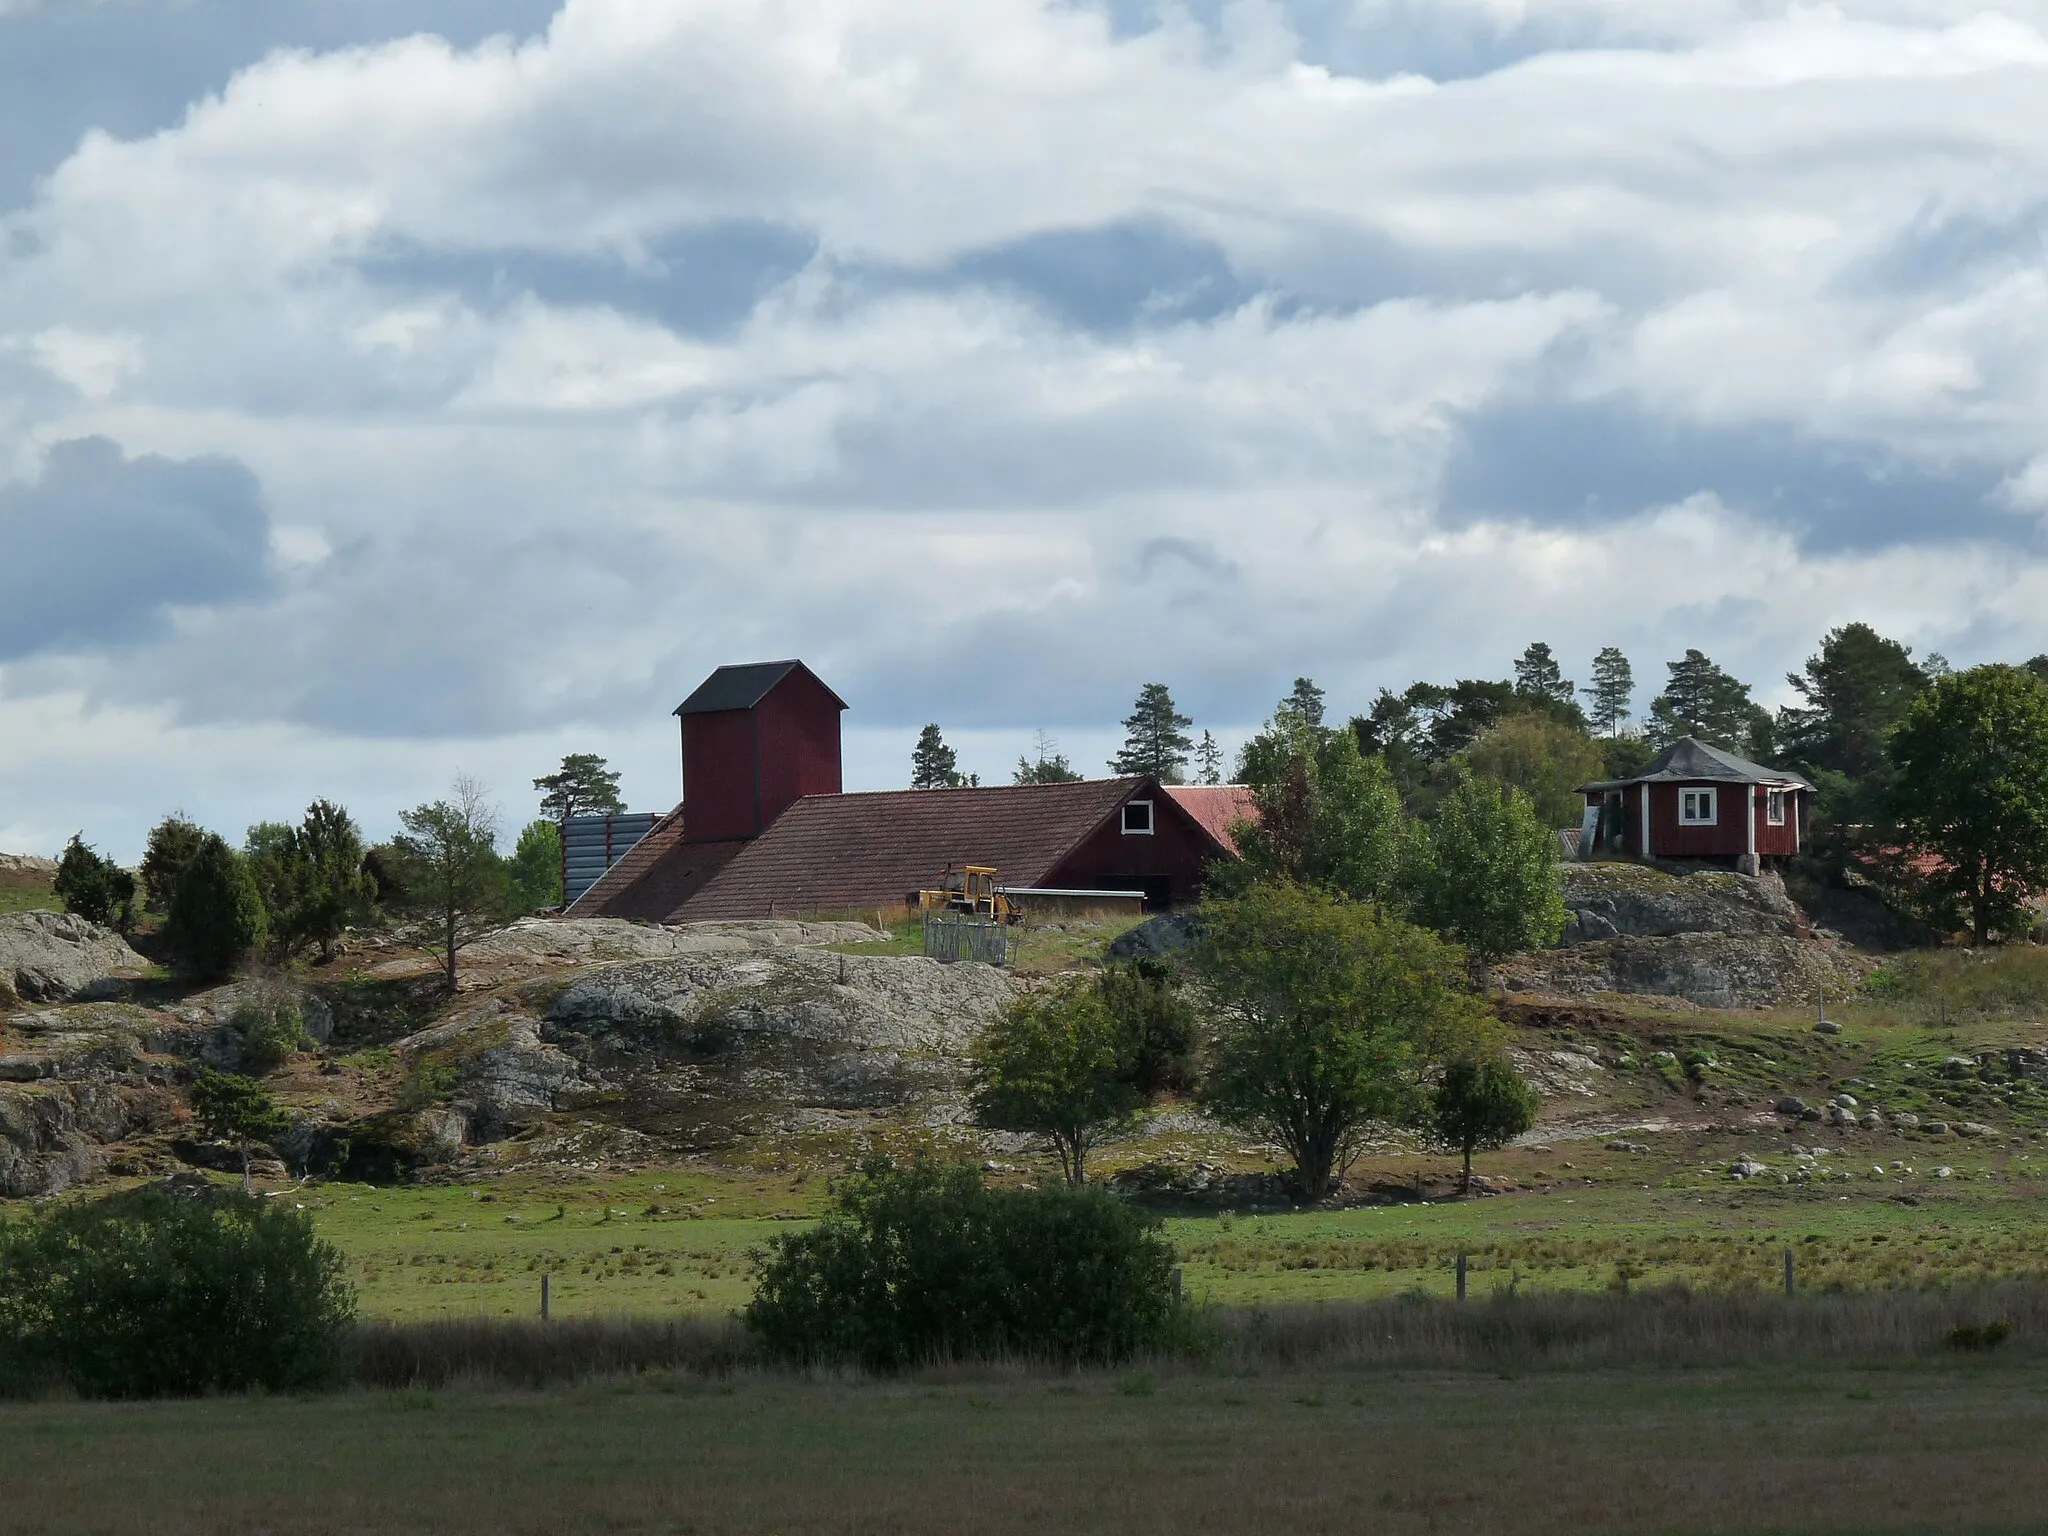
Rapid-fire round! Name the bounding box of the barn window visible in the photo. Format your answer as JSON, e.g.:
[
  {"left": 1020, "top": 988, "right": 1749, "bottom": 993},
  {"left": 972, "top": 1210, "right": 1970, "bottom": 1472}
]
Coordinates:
[
  {"left": 1767, "top": 790, "right": 1787, "bottom": 826},
  {"left": 1122, "top": 799, "right": 1155, "bottom": 835},
  {"left": 1679, "top": 788, "right": 1717, "bottom": 826}
]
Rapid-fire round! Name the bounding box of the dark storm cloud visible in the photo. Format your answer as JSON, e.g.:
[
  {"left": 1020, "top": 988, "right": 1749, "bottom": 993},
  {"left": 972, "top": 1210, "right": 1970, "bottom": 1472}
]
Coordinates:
[
  {"left": 0, "top": 0, "right": 561, "bottom": 210},
  {"left": 1439, "top": 396, "right": 2024, "bottom": 553},
  {"left": 0, "top": 436, "right": 273, "bottom": 657}
]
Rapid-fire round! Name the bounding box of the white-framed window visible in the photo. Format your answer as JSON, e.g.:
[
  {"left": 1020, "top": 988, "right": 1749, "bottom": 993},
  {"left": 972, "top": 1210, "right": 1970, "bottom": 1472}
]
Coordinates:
[
  {"left": 1679, "top": 787, "right": 1718, "bottom": 826},
  {"left": 1122, "top": 799, "right": 1155, "bottom": 835},
  {"left": 1766, "top": 790, "right": 1787, "bottom": 826}
]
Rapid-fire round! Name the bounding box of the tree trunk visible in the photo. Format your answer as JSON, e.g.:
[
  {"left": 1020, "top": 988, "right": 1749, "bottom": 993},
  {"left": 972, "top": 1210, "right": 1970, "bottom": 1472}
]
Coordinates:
[
  {"left": 240, "top": 1144, "right": 252, "bottom": 1194},
  {"left": 1461, "top": 1143, "right": 1473, "bottom": 1196},
  {"left": 444, "top": 903, "right": 459, "bottom": 993}
]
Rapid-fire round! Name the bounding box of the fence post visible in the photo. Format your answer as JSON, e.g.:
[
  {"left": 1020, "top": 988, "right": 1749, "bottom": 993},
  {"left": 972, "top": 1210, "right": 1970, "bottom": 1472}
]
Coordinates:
[
  {"left": 1456, "top": 1251, "right": 1468, "bottom": 1302},
  {"left": 541, "top": 1273, "right": 551, "bottom": 1322},
  {"left": 1171, "top": 1267, "right": 1183, "bottom": 1306},
  {"left": 1783, "top": 1247, "right": 1794, "bottom": 1298}
]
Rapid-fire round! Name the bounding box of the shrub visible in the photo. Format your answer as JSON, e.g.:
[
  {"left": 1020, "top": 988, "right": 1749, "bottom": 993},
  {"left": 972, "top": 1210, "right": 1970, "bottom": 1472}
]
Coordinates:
[
  {"left": 745, "top": 1160, "right": 1181, "bottom": 1370},
  {"left": 231, "top": 999, "right": 308, "bottom": 1075},
  {"left": 166, "top": 833, "right": 268, "bottom": 980},
  {"left": 1098, "top": 956, "right": 1197, "bottom": 1095},
  {"left": 52, "top": 834, "right": 136, "bottom": 931},
  {"left": 0, "top": 1184, "right": 354, "bottom": 1398}
]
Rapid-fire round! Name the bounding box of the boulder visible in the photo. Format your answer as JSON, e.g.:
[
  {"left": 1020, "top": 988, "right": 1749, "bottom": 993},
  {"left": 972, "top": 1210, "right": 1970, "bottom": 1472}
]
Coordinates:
[
  {"left": 1776, "top": 1096, "right": 1809, "bottom": 1116},
  {"left": 1554, "top": 864, "right": 1803, "bottom": 946},
  {"left": 1507, "top": 929, "right": 1863, "bottom": 1010},
  {"left": 1729, "top": 1157, "right": 1769, "bottom": 1180},
  {"left": 1893, "top": 1112, "right": 1921, "bottom": 1130},
  {"left": 1957, "top": 1121, "right": 1996, "bottom": 1139},
  {"left": 0, "top": 912, "right": 149, "bottom": 1005},
  {"left": 1814, "top": 1020, "right": 1843, "bottom": 1035},
  {"left": 1106, "top": 914, "right": 1197, "bottom": 960}
]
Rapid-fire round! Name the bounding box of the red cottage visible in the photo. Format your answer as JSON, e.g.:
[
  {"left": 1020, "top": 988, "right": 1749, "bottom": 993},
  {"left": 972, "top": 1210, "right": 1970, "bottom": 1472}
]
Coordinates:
[{"left": 1579, "top": 737, "right": 1813, "bottom": 873}]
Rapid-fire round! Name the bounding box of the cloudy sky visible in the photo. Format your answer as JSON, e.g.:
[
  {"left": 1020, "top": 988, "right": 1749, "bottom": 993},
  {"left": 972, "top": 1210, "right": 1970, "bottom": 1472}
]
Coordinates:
[{"left": 5, "top": 0, "right": 2048, "bottom": 859}]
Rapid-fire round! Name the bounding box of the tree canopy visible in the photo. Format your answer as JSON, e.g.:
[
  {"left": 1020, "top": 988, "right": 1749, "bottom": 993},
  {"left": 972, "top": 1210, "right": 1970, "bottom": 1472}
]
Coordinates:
[
  {"left": 1581, "top": 647, "right": 1634, "bottom": 737},
  {"left": 1889, "top": 665, "right": 2048, "bottom": 944},
  {"left": 1513, "top": 643, "right": 1576, "bottom": 709},
  {"left": 53, "top": 835, "right": 135, "bottom": 932},
  {"left": 1459, "top": 712, "right": 1607, "bottom": 831},
  {"left": 1432, "top": 1053, "right": 1539, "bottom": 1194},
  {"left": 1013, "top": 731, "right": 1081, "bottom": 785},
  {"left": 1647, "top": 649, "right": 1771, "bottom": 756},
  {"left": 911, "top": 724, "right": 967, "bottom": 789},
  {"left": 139, "top": 815, "right": 206, "bottom": 914},
  {"left": 1193, "top": 882, "right": 1493, "bottom": 1199},
  {"left": 532, "top": 754, "right": 624, "bottom": 827},
  {"left": 1224, "top": 718, "right": 1408, "bottom": 905},
  {"left": 1110, "top": 683, "right": 1194, "bottom": 783},
  {"left": 1405, "top": 773, "right": 1567, "bottom": 967},
  {"left": 393, "top": 776, "right": 506, "bottom": 991},
  {"left": 969, "top": 978, "right": 1144, "bottom": 1186},
  {"left": 166, "top": 834, "right": 267, "bottom": 981},
  {"left": 1778, "top": 622, "right": 1928, "bottom": 782}
]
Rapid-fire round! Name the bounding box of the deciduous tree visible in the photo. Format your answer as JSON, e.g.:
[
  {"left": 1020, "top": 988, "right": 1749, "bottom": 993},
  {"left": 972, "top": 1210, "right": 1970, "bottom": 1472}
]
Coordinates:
[
  {"left": 969, "top": 979, "right": 1144, "bottom": 1186},
  {"left": 1432, "top": 1053, "right": 1539, "bottom": 1194},
  {"left": 506, "top": 818, "right": 565, "bottom": 911},
  {"left": 1225, "top": 719, "right": 1409, "bottom": 904},
  {"left": 1405, "top": 773, "right": 1567, "bottom": 969},
  {"left": 1459, "top": 713, "right": 1607, "bottom": 831},
  {"left": 1889, "top": 665, "right": 2048, "bottom": 945},
  {"left": 1193, "top": 883, "right": 1492, "bottom": 1199}
]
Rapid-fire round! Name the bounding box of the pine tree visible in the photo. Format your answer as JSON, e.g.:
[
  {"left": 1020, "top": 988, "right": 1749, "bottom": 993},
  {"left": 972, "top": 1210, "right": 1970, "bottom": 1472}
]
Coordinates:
[
  {"left": 911, "top": 725, "right": 963, "bottom": 789},
  {"left": 1196, "top": 730, "right": 1224, "bottom": 785},
  {"left": 1109, "top": 684, "right": 1194, "bottom": 784},
  {"left": 1513, "top": 643, "right": 1576, "bottom": 707},
  {"left": 1648, "top": 650, "right": 1768, "bottom": 755},
  {"left": 532, "top": 754, "right": 625, "bottom": 830},
  {"left": 1281, "top": 678, "right": 1326, "bottom": 729},
  {"left": 1581, "top": 648, "right": 1635, "bottom": 737}
]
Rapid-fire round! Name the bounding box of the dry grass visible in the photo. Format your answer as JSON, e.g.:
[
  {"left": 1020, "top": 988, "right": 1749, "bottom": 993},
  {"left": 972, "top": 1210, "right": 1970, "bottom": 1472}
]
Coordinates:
[
  {"left": 350, "top": 1315, "right": 745, "bottom": 1389},
  {"left": 333, "top": 1284, "right": 2048, "bottom": 1392}
]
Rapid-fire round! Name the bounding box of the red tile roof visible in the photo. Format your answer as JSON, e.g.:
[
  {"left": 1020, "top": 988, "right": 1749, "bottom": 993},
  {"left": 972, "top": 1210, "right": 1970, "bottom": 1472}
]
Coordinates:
[
  {"left": 677, "top": 778, "right": 1147, "bottom": 920},
  {"left": 561, "top": 808, "right": 748, "bottom": 922},
  {"left": 1163, "top": 785, "right": 1258, "bottom": 856}
]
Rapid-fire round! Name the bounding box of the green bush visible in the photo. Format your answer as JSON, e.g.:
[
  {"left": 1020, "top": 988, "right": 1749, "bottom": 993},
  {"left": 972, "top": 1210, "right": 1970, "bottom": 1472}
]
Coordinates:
[
  {"left": 166, "top": 833, "right": 268, "bottom": 980},
  {"left": 231, "top": 999, "right": 308, "bottom": 1075},
  {"left": 0, "top": 1185, "right": 354, "bottom": 1398},
  {"left": 52, "top": 834, "right": 135, "bottom": 931},
  {"left": 745, "top": 1160, "right": 1182, "bottom": 1371}
]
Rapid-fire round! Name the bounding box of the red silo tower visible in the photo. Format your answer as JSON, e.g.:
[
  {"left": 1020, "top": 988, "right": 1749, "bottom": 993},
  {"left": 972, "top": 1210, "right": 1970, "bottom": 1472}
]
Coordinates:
[{"left": 674, "top": 660, "right": 847, "bottom": 842}]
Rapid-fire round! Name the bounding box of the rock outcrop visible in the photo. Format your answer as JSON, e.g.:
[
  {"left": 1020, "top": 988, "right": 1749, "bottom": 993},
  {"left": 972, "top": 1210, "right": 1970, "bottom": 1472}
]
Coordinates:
[
  {"left": 1502, "top": 863, "right": 1863, "bottom": 1008},
  {"left": 0, "top": 912, "right": 149, "bottom": 1006},
  {"left": 381, "top": 942, "right": 1016, "bottom": 1154}
]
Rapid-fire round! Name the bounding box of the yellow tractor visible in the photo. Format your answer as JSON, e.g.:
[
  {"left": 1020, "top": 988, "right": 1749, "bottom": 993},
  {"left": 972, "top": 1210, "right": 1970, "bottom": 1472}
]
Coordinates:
[{"left": 914, "top": 864, "right": 1023, "bottom": 924}]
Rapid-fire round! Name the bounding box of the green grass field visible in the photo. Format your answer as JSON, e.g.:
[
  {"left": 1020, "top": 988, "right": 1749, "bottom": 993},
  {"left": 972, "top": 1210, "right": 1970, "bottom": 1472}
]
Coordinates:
[
  {"left": 6, "top": 1362, "right": 2048, "bottom": 1533},
  {"left": 295, "top": 1158, "right": 2048, "bottom": 1322},
  {"left": 0, "top": 867, "right": 57, "bottom": 916}
]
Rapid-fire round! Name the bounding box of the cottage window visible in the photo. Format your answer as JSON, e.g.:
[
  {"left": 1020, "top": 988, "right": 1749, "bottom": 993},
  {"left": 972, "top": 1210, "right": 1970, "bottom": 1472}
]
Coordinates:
[
  {"left": 1122, "top": 800, "right": 1154, "bottom": 835},
  {"left": 1766, "top": 790, "right": 1787, "bottom": 826},
  {"left": 1679, "top": 788, "right": 1717, "bottom": 826}
]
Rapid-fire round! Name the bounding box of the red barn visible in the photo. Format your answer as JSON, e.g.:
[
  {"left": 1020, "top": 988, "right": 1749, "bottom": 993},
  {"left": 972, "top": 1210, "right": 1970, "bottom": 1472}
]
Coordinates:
[
  {"left": 567, "top": 661, "right": 1252, "bottom": 922},
  {"left": 1580, "top": 737, "right": 1812, "bottom": 872}
]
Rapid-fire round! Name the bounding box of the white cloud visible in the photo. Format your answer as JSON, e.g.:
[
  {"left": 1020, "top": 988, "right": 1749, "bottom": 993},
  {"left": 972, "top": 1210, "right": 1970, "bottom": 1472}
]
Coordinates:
[{"left": 5, "top": 0, "right": 2048, "bottom": 853}]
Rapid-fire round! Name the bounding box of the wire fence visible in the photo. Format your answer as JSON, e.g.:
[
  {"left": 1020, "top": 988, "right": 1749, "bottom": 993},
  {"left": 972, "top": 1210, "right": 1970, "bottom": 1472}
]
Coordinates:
[{"left": 922, "top": 914, "right": 1015, "bottom": 966}]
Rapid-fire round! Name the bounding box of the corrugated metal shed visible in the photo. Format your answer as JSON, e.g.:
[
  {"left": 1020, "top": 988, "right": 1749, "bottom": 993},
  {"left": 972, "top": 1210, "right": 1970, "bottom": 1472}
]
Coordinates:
[{"left": 562, "top": 812, "right": 661, "bottom": 906}]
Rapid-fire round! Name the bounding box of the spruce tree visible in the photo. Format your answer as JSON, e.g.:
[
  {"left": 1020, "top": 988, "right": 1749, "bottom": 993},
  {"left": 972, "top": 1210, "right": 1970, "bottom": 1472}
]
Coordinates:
[
  {"left": 911, "top": 725, "right": 963, "bottom": 789},
  {"left": 1195, "top": 730, "right": 1224, "bottom": 785},
  {"left": 1109, "top": 684, "right": 1194, "bottom": 784},
  {"left": 1581, "top": 647, "right": 1634, "bottom": 737}
]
